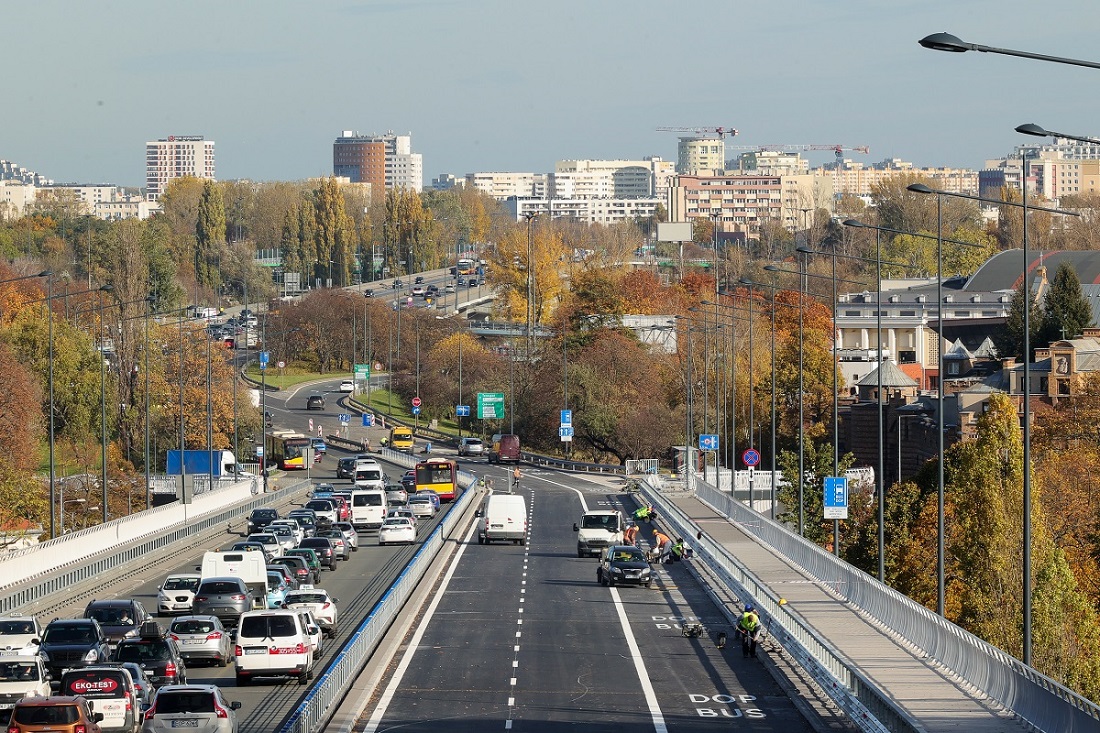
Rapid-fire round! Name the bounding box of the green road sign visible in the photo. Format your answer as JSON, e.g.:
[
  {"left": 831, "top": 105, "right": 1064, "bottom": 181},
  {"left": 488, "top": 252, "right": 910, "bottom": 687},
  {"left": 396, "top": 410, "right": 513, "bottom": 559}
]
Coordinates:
[
  {"left": 354, "top": 363, "right": 370, "bottom": 379},
  {"left": 477, "top": 392, "right": 505, "bottom": 420}
]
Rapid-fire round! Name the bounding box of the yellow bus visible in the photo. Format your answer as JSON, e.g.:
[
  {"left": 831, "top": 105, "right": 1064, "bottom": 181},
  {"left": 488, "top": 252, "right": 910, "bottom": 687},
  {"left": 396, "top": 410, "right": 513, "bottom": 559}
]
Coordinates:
[
  {"left": 415, "top": 458, "right": 458, "bottom": 501},
  {"left": 389, "top": 426, "right": 414, "bottom": 453},
  {"left": 265, "top": 431, "right": 311, "bottom": 470}
]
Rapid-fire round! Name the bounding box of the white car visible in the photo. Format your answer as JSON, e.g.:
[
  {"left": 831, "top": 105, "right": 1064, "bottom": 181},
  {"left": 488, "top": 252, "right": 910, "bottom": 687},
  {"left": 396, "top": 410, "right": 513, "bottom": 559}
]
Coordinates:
[
  {"left": 268, "top": 519, "right": 304, "bottom": 546},
  {"left": 247, "top": 532, "right": 284, "bottom": 558},
  {"left": 332, "top": 522, "right": 359, "bottom": 551},
  {"left": 156, "top": 574, "right": 201, "bottom": 616},
  {"left": 282, "top": 588, "right": 339, "bottom": 636},
  {"left": 0, "top": 616, "right": 42, "bottom": 656},
  {"left": 291, "top": 609, "right": 324, "bottom": 656},
  {"left": 406, "top": 495, "right": 436, "bottom": 519},
  {"left": 378, "top": 517, "right": 417, "bottom": 546},
  {"left": 339, "top": 380, "right": 354, "bottom": 393},
  {"left": 267, "top": 524, "right": 298, "bottom": 553},
  {"left": 386, "top": 507, "right": 417, "bottom": 526}
]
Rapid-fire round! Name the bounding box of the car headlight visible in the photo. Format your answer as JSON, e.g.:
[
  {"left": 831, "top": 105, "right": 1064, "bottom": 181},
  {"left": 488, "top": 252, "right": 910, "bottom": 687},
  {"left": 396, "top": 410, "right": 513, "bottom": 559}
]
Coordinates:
[
  {"left": 612, "top": 567, "right": 624, "bottom": 575},
  {"left": 38, "top": 651, "right": 49, "bottom": 662},
  {"left": 83, "top": 648, "right": 99, "bottom": 662},
  {"left": 640, "top": 568, "right": 651, "bottom": 577}
]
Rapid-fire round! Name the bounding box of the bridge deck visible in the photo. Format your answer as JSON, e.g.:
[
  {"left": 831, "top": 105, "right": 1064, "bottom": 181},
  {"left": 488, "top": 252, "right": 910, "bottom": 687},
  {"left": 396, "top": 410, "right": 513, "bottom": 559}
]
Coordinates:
[{"left": 668, "top": 494, "right": 1027, "bottom": 733}]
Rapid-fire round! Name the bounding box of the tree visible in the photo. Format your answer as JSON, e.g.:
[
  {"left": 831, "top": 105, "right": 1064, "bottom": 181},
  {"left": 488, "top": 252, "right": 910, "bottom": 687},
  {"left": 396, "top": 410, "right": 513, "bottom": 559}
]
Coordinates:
[
  {"left": 880, "top": 226, "right": 998, "bottom": 279},
  {"left": 1041, "top": 261, "right": 1093, "bottom": 345},
  {"left": 313, "top": 178, "right": 355, "bottom": 287},
  {"left": 869, "top": 173, "right": 979, "bottom": 235},
  {"left": 993, "top": 279, "right": 1042, "bottom": 360},
  {"left": 775, "top": 439, "right": 855, "bottom": 546},
  {"left": 195, "top": 180, "right": 227, "bottom": 290}
]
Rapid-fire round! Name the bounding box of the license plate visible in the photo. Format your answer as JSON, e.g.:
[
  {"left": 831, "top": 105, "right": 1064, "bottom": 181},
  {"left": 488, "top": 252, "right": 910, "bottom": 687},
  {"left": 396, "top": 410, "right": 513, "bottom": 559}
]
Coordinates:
[
  {"left": 184, "top": 639, "right": 203, "bottom": 644},
  {"left": 245, "top": 648, "right": 266, "bottom": 655},
  {"left": 172, "top": 720, "right": 199, "bottom": 727}
]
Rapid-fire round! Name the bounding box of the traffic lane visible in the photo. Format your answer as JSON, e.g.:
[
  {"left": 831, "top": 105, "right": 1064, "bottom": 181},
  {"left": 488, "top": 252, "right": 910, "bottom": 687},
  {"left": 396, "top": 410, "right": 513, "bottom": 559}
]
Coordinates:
[
  {"left": 510, "top": 484, "right": 660, "bottom": 732},
  {"left": 365, "top": 493, "right": 532, "bottom": 733}
]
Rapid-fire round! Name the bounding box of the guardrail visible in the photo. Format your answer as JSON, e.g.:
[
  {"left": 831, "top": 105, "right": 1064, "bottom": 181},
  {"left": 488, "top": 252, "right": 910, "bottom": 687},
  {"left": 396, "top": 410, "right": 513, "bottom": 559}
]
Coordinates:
[
  {"left": 277, "top": 472, "right": 479, "bottom": 733},
  {"left": 684, "top": 477, "right": 1100, "bottom": 733},
  {"left": 520, "top": 450, "right": 625, "bottom": 474}
]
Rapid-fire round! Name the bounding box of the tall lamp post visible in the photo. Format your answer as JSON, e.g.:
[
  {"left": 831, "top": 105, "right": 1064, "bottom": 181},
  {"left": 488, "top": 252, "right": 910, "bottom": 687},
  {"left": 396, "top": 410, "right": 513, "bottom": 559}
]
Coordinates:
[
  {"left": 524, "top": 212, "right": 539, "bottom": 358},
  {"left": 918, "top": 32, "right": 1100, "bottom": 70},
  {"left": 98, "top": 284, "right": 117, "bottom": 523}
]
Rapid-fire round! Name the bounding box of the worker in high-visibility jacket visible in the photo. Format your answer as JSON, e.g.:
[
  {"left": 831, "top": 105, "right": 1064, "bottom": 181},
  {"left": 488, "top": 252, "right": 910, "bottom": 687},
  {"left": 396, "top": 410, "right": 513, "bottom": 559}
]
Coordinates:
[{"left": 738, "top": 605, "right": 761, "bottom": 658}]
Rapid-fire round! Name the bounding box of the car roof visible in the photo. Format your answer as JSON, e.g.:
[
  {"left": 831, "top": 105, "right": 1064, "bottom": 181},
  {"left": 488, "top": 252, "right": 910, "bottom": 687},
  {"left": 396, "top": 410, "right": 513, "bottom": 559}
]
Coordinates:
[{"left": 15, "top": 696, "right": 87, "bottom": 706}]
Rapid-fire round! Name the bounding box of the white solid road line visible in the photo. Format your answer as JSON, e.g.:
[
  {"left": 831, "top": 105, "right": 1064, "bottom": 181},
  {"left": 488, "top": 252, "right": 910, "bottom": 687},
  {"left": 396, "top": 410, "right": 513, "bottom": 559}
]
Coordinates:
[{"left": 610, "top": 586, "right": 669, "bottom": 733}]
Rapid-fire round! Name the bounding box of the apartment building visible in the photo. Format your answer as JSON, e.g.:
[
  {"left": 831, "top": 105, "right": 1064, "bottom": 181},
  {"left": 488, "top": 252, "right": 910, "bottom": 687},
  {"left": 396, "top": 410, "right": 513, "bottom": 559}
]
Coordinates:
[
  {"left": 554, "top": 157, "right": 675, "bottom": 200},
  {"left": 504, "top": 196, "right": 661, "bottom": 224},
  {"left": 333, "top": 131, "right": 422, "bottom": 193},
  {"left": 816, "top": 159, "right": 978, "bottom": 200},
  {"left": 145, "top": 136, "right": 215, "bottom": 201},
  {"left": 676, "top": 137, "right": 725, "bottom": 174},
  {"left": 667, "top": 172, "right": 834, "bottom": 236},
  {"left": 466, "top": 172, "right": 549, "bottom": 200}
]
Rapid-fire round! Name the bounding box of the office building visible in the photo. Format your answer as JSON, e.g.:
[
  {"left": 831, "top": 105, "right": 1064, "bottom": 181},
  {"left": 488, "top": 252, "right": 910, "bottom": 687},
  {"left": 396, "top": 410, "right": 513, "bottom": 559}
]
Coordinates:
[
  {"left": 333, "top": 131, "right": 422, "bottom": 193},
  {"left": 145, "top": 136, "right": 215, "bottom": 201}
]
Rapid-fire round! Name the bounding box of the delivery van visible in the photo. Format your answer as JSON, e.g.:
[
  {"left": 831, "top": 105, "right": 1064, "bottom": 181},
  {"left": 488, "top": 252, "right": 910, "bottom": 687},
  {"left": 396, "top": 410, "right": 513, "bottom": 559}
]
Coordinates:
[
  {"left": 389, "top": 426, "right": 414, "bottom": 453},
  {"left": 350, "top": 488, "right": 387, "bottom": 531},
  {"left": 487, "top": 434, "right": 521, "bottom": 463},
  {"left": 476, "top": 493, "right": 527, "bottom": 545}
]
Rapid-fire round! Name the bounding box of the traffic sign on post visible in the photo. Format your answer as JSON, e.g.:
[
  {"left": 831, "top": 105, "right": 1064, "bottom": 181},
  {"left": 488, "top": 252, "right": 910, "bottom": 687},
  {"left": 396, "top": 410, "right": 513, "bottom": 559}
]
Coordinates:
[
  {"left": 559, "top": 426, "right": 574, "bottom": 441},
  {"left": 259, "top": 351, "right": 269, "bottom": 370},
  {"left": 411, "top": 406, "right": 421, "bottom": 416},
  {"left": 411, "top": 396, "right": 422, "bottom": 408},
  {"left": 456, "top": 405, "right": 470, "bottom": 417},
  {"left": 339, "top": 414, "right": 350, "bottom": 425},
  {"left": 560, "top": 410, "right": 572, "bottom": 426},
  {"left": 698, "top": 434, "right": 719, "bottom": 452},
  {"left": 824, "top": 476, "right": 849, "bottom": 519},
  {"left": 742, "top": 448, "right": 761, "bottom": 467},
  {"left": 354, "top": 363, "right": 370, "bottom": 380},
  {"left": 477, "top": 392, "right": 505, "bottom": 420}
]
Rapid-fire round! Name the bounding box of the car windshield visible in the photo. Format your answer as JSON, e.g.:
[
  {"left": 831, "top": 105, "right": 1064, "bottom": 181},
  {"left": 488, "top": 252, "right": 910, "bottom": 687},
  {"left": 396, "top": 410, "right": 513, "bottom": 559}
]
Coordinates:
[
  {"left": 384, "top": 518, "right": 410, "bottom": 527},
  {"left": 117, "top": 641, "right": 170, "bottom": 662},
  {"left": 171, "top": 619, "right": 216, "bottom": 635},
  {"left": 154, "top": 691, "right": 216, "bottom": 714},
  {"left": 86, "top": 606, "right": 134, "bottom": 625},
  {"left": 162, "top": 577, "right": 199, "bottom": 591},
  {"left": 286, "top": 593, "right": 327, "bottom": 604},
  {"left": 582, "top": 515, "right": 618, "bottom": 530},
  {"left": 0, "top": 661, "right": 39, "bottom": 682},
  {"left": 0, "top": 620, "right": 35, "bottom": 635},
  {"left": 14, "top": 705, "right": 80, "bottom": 725},
  {"left": 613, "top": 549, "right": 646, "bottom": 563},
  {"left": 199, "top": 581, "right": 244, "bottom": 594},
  {"left": 43, "top": 624, "right": 95, "bottom": 643}
]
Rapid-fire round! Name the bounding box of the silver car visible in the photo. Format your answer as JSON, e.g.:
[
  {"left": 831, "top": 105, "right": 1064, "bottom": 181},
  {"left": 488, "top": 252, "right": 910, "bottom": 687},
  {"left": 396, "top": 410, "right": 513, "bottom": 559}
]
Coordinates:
[
  {"left": 142, "top": 684, "right": 241, "bottom": 733},
  {"left": 266, "top": 524, "right": 297, "bottom": 553},
  {"left": 192, "top": 577, "right": 253, "bottom": 626},
  {"left": 331, "top": 522, "right": 358, "bottom": 551},
  {"left": 167, "top": 616, "right": 234, "bottom": 667}
]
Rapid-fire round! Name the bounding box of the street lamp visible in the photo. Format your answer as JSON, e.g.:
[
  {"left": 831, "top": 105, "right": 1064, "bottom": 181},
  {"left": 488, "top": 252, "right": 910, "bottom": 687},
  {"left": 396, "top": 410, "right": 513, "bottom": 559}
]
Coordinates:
[
  {"left": 1015, "top": 123, "right": 1100, "bottom": 146},
  {"left": 918, "top": 33, "right": 1100, "bottom": 70},
  {"left": 524, "top": 212, "right": 539, "bottom": 358},
  {"left": 98, "top": 284, "right": 117, "bottom": 524}
]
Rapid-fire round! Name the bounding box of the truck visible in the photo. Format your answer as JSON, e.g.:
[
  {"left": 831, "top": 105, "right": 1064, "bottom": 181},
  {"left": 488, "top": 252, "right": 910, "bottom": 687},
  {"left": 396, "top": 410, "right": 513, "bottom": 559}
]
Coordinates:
[
  {"left": 198, "top": 551, "right": 268, "bottom": 609},
  {"left": 388, "top": 426, "right": 414, "bottom": 453},
  {"left": 573, "top": 509, "right": 625, "bottom": 558},
  {"left": 488, "top": 434, "right": 521, "bottom": 463},
  {"left": 166, "top": 449, "right": 251, "bottom": 477}
]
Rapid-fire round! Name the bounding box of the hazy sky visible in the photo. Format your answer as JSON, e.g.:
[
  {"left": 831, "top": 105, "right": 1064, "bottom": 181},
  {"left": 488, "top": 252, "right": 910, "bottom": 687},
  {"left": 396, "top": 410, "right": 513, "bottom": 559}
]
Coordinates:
[{"left": 6, "top": 1, "right": 1100, "bottom": 188}]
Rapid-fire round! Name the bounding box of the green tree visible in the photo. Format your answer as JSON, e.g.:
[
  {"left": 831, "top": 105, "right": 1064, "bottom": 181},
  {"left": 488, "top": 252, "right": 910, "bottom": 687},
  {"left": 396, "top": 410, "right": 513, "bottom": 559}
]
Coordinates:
[
  {"left": 195, "top": 180, "right": 227, "bottom": 289},
  {"left": 312, "top": 178, "right": 355, "bottom": 287},
  {"left": 775, "top": 439, "right": 855, "bottom": 546},
  {"left": 1041, "top": 261, "right": 1093, "bottom": 344},
  {"left": 993, "top": 279, "right": 1042, "bottom": 360},
  {"left": 880, "top": 226, "right": 998, "bottom": 279}
]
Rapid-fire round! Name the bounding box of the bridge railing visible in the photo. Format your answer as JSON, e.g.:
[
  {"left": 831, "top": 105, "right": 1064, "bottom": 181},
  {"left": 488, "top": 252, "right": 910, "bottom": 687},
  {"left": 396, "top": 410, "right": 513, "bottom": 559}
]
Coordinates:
[{"left": 679, "top": 477, "right": 1100, "bottom": 733}]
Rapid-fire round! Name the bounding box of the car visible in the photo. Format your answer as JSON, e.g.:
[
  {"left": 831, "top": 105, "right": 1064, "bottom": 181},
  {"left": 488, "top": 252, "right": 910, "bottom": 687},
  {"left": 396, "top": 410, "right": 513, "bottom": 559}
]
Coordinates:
[
  {"left": 400, "top": 470, "right": 416, "bottom": 491},
  {"left": 0, "top": 615, "right": 42, "bottom": 655},
  {"left": 0, "top": 657, "right": 51, "bottom": 718},
  {"left": 411, "top": 285, "right": 425, "bottom": 297},
  {"left": 363, "top": 289, "right": 374, "bottom": 298},
  {"left": 392, "top": 279, "right": 404, "bottom": 289},
  {"left": 233, "top": 610, "right": 314, "bottom": 687},
  {"left": 113, "top": 623, "right": 187, "bottom": 688},
  {"left": 468, "top": 278, "right": 479, "bottom": 287},
  {"left": 331, "top": 522, "right": 359, "bottom": 551},
  {"left": 444, "top": 283, "right": 455, "bottom": 293},
  {"left": 385, "top": 483, "right": 408, "bottom": 506},
  {"left": 407, "top": 495, "right": 435, "bottom": 519},
  {"left": 413, "top": 276, "right": 424, "bottom": 284},
  {"left": 59, "top": 665, "right": 140, "bottom": 733},
  {"left": 336, "top": 457, "right": 358, "bottom": 479},
  {"left": 317, "top": 530, "right": 349, "bottom": 561},
  {"left": 457, "top": 276, "right": 466, "bottom": 285},
  {"left": 155, "top": 574, "right": 201, "bottom": 617},
  {"left": 291, "top": 609, "right": 324, "bottom": 656},
  {"left": 426, "top": 284, "right": 439, "bottom": 296},
  {"left": 227, "top": 541, "right": 274, "bottom": 562},
  {"left": 339, "top": 379, "right": 354, "bottom": 393},
  {"left": 386, "top": 507, "right": 417, "bottom": 526},
  {"left": 327, "top": 495, "right": 351, "bottom": 522},
  {"left": 298, "top": 538, "right": 337, "bottom": 571},
  {"left": 6, "top": 695, "right": 104, "bottom": 733},
  {"left": 306, "top": 394, "right": 325, "bottom": 410},
  {"left": 266, "top": 571, "right": 292, "bottom": 608},
  {"left": 597, "top": 545, "right": 653, "bottom": 588},
  {"left": 283, "top": 549, "right": 322, "bottom": 581},
  {"left": 246, "top": 533, "right": 283, "bottom": 559},
  {"left": 112, "top": 662, "right": 153, "bottom": 713},
  {"left": 165, "top": 616, "right": 234, "bottom": 669},
  {"left": 413, "top": 490, "right": 441, "bottom": 512},
  {"left": 192, "top": 577, "right": 255, "bottom": 626},
  {"left": 286, "top": 510, "right": 318, "bottom": 538},
  {"left": 246, "top": 508, "right": 279, "bottom": 534},
  {"left": 304, "top": 499, "right": 338, "bottom": 526},
  {"left": 266, "top": 524, "right": 298, "bottom": 553},
  {"left": 270, "top": 555, "right": 314, "bottom": 587},
  {"left": 281, "top": 589, "right": 339, "bottom": 637},
  {"left": 38, "top": 619, "right": 111, "bottom": 680},
  {"left": 142, "top": 685, "right": 242, "bottom": 733},
  {"left": 378, "top": 517, "right": 417, "bottom": 546},
  {"left": 311, "top": 437, "right": 327, "bottom": 456},
  {"left": 268, "top": 519, "right": 304, "bottom": 546},
  {"left": 457, "top": 437, "right": 484, "bottom": 456},
  {"left": 84, "top": 599, "right": 151, "bottom": 646}
]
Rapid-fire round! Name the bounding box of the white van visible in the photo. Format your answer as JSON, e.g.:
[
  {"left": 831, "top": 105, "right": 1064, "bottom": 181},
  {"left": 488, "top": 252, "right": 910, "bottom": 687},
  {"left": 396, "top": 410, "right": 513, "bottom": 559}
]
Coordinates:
[
  {"left": 353, "top": 465, "right": 385, "bottom": 490},
  {"left": 477, "top": 494, "right": 528, "bottom": 545},
  {"left": 198, "top": 551, "right": 268, "bottom": 608},
  {"left": 350, "top": 488, "right": 387, "bottom": 531},
  {"left": 234, "top": 610, "right": 314, "bottom": 686}
]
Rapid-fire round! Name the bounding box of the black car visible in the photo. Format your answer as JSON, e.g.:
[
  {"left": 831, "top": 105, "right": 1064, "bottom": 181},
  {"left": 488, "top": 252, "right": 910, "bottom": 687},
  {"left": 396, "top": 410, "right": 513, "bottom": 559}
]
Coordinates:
[
  {"left": 413, "top": 275, "right": 424, "bottom": 284},
  {"left": 113, "top": 622, "right": 187, "bottom": 687},
  {"left": 298, "top": 537, "right": 338, "bottom": 571},
  {"left": 306, "top": 394, "right": 325, "bottom": 410},
  {"left": 227, "top": 541, "right": 274, "bottom": 562},
  {"left": 247, "top": 508, "right": 279, "bottom": 534},
  {"left": 336, "top": 457, "right": 357, "bottom": 479},
  {"left": 597, "top": 545, "right": 653, "bottom": 588},
  {"left": 38, "top": 618, "right": 110, "bottom": 679},
  {"left": 287, "top": 510, "right": 318, "bottom": 538},
  {"left": 84, "top": 598, "right": 151, "bottom": 646},
  {"left": 271, "top": 556, "right": 316, "bottom": 586}
]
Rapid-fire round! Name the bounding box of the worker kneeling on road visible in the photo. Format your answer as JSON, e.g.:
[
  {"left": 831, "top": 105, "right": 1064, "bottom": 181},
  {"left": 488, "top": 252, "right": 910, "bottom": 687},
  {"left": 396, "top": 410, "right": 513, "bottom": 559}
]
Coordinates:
[
  {"left": 652, "top": 530, "right": 671, "bottom": 562},
  {"left": 623, "top": 523, "right": 639, "bottom": 547},
  {"left": 633, "top": 504, "right": 655, "bottom": 523},
  {"left": 738, "top": 604, "right": 761, "bottom": 659}
]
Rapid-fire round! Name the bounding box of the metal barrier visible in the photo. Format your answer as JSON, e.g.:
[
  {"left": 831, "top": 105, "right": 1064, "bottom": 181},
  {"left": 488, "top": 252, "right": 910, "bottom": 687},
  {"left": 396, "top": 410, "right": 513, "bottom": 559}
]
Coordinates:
[
  {"left": 639, "top": 477, "right": 909, "bottom": 733},
  {"left": 686, "top": 478, "right": 1100, "bottom": 733},
  {"left": 277, "top": 472, "right": 479, "bottom": 733},
  {"left": 520, "top": 450, "right": 625, "bottom": 474}
]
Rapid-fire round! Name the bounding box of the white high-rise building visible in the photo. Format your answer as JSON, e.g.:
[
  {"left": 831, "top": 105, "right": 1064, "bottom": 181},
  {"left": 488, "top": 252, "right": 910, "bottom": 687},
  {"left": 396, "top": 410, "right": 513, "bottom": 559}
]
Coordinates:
[{"left": 145, "top": 136, "right": 215, "bottom": 201}]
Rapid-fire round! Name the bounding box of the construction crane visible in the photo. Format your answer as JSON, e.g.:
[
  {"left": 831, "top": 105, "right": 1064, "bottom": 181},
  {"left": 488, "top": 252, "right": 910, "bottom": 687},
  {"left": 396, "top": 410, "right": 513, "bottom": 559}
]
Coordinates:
[
  {"left": 656, "top": 126, "right": 739, "bottom": 139},
  {"left": 727, "top": 143, "right": 870, "bottom": 166}
]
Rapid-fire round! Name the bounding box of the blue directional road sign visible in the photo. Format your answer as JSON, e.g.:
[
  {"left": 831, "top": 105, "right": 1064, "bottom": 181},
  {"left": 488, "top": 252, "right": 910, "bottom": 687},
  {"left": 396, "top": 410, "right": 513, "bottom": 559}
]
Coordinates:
[
  {"left": 456, "top": 405, "right": 471, "bottom": 417},
  {"left": 339, "top": 414, "right": 350, "bottom": 425},
  {"left": 411, "top": 406, "right": 421, "bottom": 416},
  {"left": 698, "top": 434, "right": 719, "bottom": 452},
  {"left": 824, "top": 476, "right": 849, "bottom": 520},
  {"left": 560, "top": 410, "right": 572, "bottom": 426},
  {"left": 362, "top": 413, "right": 374, "bottom": 427},
  {"left": 559, "top": 426, "right": 574, "bottom": 441},
  {"left": 259, "top": 351, "right": 270, "bottom": 370}
]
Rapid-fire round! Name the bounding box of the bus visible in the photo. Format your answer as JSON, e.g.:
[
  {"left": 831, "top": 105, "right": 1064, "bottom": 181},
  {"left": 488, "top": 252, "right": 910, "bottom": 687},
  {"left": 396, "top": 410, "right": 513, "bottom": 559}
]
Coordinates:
[
  {"left": 414, "top": 458, "right": 458, "bottom": 502},
  {"left": 456, "top": 258, "right": 476, "bottom": 276},
  {"left": 265, "top": 431, "right": 312, "bottom": 470}
]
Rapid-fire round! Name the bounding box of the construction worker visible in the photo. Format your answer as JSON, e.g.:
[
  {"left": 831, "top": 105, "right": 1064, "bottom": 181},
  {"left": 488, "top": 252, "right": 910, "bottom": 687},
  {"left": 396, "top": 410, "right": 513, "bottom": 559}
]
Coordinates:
[
  {"left": 668, "top": 537, "right": 687, "bottom": 563},
  {"left": 652, "top": 530, "right": 671, "bottom": 562},
  {"left": 512, "top": 466, "right": 522, "bottom": 489},
  {"left": 623, "top": 523, "right": 639, "bottom": 547},
  {"left": 738, "top": 604, "right": 761, "bottom": 658},
  {"left": 633, "top": 504, "right": 654, "bottom": 523}
]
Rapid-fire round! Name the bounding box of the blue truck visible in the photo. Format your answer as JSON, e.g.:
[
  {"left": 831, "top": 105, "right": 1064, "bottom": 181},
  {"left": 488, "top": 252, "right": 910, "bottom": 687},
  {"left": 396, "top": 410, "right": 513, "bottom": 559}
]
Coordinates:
[{"left": 166, "top": 449, "right": 249, "bottom": 477}]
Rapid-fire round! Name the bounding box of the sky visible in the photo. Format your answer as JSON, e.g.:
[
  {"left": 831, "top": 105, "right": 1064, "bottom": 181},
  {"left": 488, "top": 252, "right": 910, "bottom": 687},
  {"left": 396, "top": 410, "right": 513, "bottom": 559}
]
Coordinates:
[{"left": 6, "top": 0, "right": 1100, "bottom": 189}]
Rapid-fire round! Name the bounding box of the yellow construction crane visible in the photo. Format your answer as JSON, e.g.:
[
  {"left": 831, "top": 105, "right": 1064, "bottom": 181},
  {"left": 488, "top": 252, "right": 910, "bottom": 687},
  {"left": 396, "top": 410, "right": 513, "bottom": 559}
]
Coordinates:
[{"left": 656, "top": 126, "right": 739, "bottom": 138}]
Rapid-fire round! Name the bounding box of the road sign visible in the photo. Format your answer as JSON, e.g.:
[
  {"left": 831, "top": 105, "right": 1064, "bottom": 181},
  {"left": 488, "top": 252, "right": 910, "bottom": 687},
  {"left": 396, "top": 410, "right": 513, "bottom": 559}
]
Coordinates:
[
  {"left": 477, "top": 392, "right": 505, "bottom": 420},
  {"left": 277, "top": 361, "right": 285, "bottom": 369},
  {"left": 559, "top": 426, "right": 574, "bottom": 441},
  {"left": 339, "top": 414, "right": 350, "bottom": 425},
  {"left": 742, "top": 448, "right": 761, "bottom": 467},
  {"left": 411, "top": 406, "right": 421, "bottom": 416},
  {"left": 255, "top": 446, "right": 264, "bottom": 457},
  {"left": 354, "top": 363, "right": 370, "bottom": 379},
  {"left": 824, "top": 476, "right": 849, "bottom": 520},
  {"left": 699, "top": 434, "right": 719, "bottom": 452},
  {"left": 560, "top": 409, "right": 572, "bottom": 426},
  {"left": 362, "top": 413, "right": 374, "bottom": 427},
  {"left": 259, "top": 351, "right": 269, "bottom": 370},
  {"left": 411, "top": 396, "right": 422, "bottom": 408},
  {"left": 456, "top": 405, "right": 470, "bottom": 417}
]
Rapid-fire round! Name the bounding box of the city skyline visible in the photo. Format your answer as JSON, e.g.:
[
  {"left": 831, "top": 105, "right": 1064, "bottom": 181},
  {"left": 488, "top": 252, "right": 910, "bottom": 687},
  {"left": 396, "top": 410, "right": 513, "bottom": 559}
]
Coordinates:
[{"left": 6, "top": 1, "right": 1100, "bottom": 188}]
